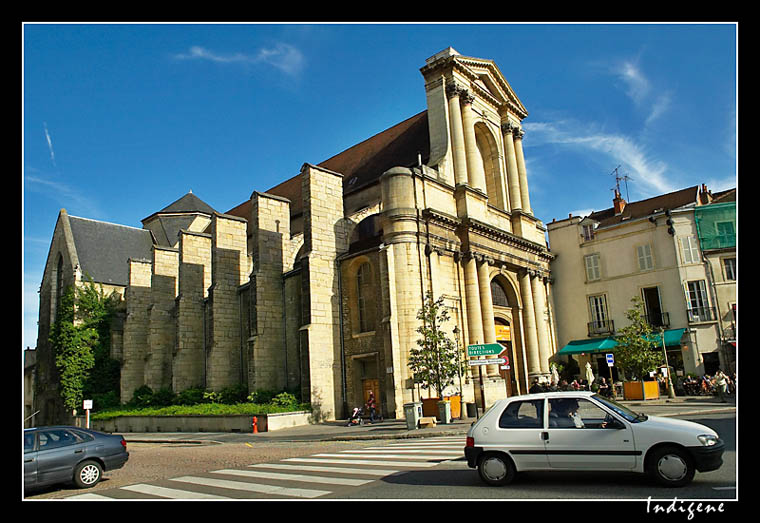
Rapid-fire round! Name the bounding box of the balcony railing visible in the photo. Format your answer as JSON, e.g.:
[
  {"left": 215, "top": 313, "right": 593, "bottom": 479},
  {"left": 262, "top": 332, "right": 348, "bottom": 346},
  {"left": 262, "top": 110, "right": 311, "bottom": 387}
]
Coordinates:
[
  {"left": 687, "top": 306, "right": 717, "bottom": 323},
  {"left": 645, "top": 312, "right": 670, "bottom": 329},
  {"left": 588, "top": 319, "right": 615, "bottom": 337}
]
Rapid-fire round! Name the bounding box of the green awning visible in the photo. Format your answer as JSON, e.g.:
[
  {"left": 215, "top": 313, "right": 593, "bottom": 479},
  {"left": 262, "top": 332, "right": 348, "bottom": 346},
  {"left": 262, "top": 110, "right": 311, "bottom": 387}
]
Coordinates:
[
  {"left": 646, "top": 328, "right": 687, "bottom": 348},
  {"left": 558, "top": 337, "right": 618, "bottom": 355},
  {"left": 557, "top": 328, "right": 687, "bottom": 356}
]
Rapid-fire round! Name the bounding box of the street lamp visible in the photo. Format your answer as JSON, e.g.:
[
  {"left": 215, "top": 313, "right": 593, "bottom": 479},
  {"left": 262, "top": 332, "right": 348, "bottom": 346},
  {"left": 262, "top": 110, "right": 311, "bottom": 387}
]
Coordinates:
[
  {"left": 452, "top": 326, "right": 464, "bottom": 420},
  {"left": 661, "top": 327, "right": 676, "bottom": 399}
]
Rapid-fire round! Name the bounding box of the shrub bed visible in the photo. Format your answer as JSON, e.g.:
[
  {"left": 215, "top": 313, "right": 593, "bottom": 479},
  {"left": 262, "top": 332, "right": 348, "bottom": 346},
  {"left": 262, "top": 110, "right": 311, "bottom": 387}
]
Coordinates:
[{"left": 91, "top": 386, "right": 309, "bottom": 421}]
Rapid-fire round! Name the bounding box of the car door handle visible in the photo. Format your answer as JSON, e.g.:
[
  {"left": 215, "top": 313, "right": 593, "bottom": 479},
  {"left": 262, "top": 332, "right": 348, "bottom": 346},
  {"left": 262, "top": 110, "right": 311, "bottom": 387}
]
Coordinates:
[
  {"left": 24, "top": 458, "right": 34, "bottom": 463},
  {"left": 541, "top": 431, "right": 549, "bottom": 441},
  {"left": 74, "top": 449, "right": 84, "bottom": 454}
]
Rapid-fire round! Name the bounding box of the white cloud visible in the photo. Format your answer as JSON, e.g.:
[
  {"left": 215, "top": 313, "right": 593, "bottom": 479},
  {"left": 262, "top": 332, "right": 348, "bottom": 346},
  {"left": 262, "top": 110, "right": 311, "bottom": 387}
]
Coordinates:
[
  {"left": 25, "top": 174, "right": 104, "bottom": 219},
  {"left": 43, "top": 122, "right": 56, "bottom": 167},
  {"left": 523, "top": 120, "right": 674, "bottom": 197},
  {"left": 611, "top": 59, "right": 671, "bottom": 126},
  {"left": 173, "top": 43, "right": 304, "bottom": 76}
]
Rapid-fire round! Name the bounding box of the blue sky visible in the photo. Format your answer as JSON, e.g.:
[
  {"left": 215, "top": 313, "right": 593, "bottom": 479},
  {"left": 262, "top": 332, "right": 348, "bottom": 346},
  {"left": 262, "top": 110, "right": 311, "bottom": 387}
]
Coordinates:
[{"left": 22, "top": 22, "right": 737, "bottom": 351}]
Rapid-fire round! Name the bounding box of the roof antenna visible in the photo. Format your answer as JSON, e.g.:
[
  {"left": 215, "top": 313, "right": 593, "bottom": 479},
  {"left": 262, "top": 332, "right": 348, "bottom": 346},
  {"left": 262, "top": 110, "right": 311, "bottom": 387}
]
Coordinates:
[{"left": 609, "top": 165, "right": 632, "bottom": 201}]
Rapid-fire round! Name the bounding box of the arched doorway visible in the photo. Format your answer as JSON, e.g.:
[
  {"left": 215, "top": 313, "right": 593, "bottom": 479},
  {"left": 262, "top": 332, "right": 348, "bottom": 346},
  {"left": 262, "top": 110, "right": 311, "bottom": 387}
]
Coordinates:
[{"left": 491, "top": 276, "right": 524, "bottom": 395}]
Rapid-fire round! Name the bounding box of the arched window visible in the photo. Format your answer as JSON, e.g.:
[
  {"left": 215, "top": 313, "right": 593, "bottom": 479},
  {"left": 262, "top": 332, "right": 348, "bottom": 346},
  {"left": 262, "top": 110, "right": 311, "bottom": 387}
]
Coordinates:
[
  {"left": 491, "top": 280, "right": 510, "bottom": 308},
  {"left": 356, "top": 262, "right": 374, "bottom": 332}
]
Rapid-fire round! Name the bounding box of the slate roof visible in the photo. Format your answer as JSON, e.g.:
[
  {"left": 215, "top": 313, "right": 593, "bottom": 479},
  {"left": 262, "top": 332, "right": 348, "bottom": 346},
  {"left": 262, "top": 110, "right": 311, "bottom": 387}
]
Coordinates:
[
  {"left": 226, "top": 110, "right": 430, "bottom": 220},
  {"left": 585, "top": 186, "right": 701, "bottom": 228},
  {"left": 142, "top": 191, "right": 217, "bottom": 247},
  {"left": 68, "top": 215, "right": 155, "bottom": 286}
]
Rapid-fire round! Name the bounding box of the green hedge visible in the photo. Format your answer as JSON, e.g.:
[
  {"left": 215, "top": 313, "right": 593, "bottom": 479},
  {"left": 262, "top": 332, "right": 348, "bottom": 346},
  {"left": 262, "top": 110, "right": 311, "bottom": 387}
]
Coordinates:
[{"left": 91, "top": 385, "right": 309, "bottom": 421}]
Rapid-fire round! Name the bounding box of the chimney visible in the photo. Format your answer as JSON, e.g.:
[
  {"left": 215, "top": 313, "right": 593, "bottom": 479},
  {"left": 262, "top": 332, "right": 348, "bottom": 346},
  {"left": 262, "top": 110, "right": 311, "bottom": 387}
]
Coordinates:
[
  {"left": 613, "top": 189, "right": 626, "bottom": 215},
  {"left": 699, "top": 183, "right": 712, "bottom": 205}
]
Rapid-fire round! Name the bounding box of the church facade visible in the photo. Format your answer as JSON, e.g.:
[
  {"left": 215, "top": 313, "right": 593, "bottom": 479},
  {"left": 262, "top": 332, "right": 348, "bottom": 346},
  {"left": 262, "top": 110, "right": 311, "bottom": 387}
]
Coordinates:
[{"left": 34, "top": 48, "right": 558, "bottom": 424}]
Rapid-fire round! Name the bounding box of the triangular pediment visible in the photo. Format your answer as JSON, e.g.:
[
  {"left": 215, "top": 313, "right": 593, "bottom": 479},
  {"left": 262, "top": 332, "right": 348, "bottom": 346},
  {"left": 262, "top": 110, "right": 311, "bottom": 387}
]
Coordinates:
[{"left": 452, "top": 54, "right": 528, "bottom": 118}]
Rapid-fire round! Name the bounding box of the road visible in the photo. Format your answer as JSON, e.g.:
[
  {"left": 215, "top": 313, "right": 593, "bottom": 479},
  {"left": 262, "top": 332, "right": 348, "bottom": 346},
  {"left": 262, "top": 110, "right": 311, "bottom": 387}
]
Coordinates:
[{"left": 24, "top": 413, "right": 736, "bottom": 501}]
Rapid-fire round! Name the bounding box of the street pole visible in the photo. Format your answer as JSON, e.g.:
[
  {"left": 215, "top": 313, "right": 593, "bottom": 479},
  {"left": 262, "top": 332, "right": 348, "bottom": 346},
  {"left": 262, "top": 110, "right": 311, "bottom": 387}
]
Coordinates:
[{"left": 661, "top": 328, "right": 676, "bottom": 399}]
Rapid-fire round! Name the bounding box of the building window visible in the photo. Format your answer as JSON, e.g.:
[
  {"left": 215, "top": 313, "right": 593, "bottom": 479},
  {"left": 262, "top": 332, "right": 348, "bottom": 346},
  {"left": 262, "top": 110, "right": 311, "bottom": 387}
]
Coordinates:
[
  {"left": 723, "top": 257, "right": 736, "bottom": 281},
  {"left": 685, "top": 280, "right": 712, "bottom": 322},
  {"left": 584, "top": 253, "right": 601, "bottom": 281},
  {"left": 679, "top": 236, "right": 700, "bottom": 264},
  {"left": 588, "top": 294, "right": 611, "bottom": 335},
  {"left": 716, "top": 221, "right": 735, "bottom": 247},
  {"left": 491, "top": 280, "right": 510, "bottom": 307},
  {"left": 637, "top": 244, "right": 654, "bottom": 271},
  {"left": 356, "top": 262, "right": 374, "bottom": 332},
  {"left": 582, "top": 224, "right": 595, "bottom": 241}
]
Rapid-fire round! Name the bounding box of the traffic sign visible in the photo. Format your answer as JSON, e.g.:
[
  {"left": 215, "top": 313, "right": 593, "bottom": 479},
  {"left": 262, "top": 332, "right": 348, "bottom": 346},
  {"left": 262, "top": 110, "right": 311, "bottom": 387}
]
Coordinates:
[
  {"left": 468, "top": 357, "right": 506, "bottom": 366},
  {"left": 606, "top": 353, "right": 614, "bottom": 367},
  {"left": 467, "top": 343, "right": 503, "bottom": 357}
]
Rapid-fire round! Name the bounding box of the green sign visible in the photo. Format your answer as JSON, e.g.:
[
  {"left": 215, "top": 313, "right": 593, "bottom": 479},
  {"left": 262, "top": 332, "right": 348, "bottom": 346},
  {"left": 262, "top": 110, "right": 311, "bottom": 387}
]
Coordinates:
[{"left": 467, "top": 343, "right": 503, "bottom": 357}]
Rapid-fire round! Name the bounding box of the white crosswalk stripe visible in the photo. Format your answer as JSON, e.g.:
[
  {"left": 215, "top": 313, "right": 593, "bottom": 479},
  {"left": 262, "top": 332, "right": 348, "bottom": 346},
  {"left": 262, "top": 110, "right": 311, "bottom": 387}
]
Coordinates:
[
  {"left": 122, "top": 483, "right": 233, "bottom": 499},
  {"left": 170, "top": 475, "right": 331, "bottom": 498},
  {"left": 61, "top": 436, "right": 463, "bottom": 500},
  {"left": 249, "top": 463, "right": 399, "bottom": 476},
  {"left": 211, "top": 468, "right": 374, "bottom": 486}
]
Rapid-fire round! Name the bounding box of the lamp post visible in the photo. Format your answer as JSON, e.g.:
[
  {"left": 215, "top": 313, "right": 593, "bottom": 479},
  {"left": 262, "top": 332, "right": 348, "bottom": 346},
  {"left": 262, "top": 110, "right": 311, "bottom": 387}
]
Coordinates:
[
  {"left": 661, "top": 327, "right": 676, "bottom": 399},
  {"left": 453, "top": 326, "right": 464, "bottom": 419}
]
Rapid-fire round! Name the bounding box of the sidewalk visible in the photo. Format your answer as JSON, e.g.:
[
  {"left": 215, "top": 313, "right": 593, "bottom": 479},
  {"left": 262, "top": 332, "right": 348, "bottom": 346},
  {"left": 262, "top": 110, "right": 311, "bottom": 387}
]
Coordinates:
[{"left": 122, "top": 395, "right": 735, "bottom": 445}]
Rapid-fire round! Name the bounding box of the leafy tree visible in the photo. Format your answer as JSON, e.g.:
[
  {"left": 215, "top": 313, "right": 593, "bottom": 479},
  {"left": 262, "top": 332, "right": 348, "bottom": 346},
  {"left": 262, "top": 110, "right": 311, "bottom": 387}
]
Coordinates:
[
  {"left": 613, "top": 297, "right": 664, "bottom": 380},
  {"left": 49, "top": 278, "right": 121, "bottom": 413},
  {"left": 408, "top": 292, "right": 466, "bottom": 398}
]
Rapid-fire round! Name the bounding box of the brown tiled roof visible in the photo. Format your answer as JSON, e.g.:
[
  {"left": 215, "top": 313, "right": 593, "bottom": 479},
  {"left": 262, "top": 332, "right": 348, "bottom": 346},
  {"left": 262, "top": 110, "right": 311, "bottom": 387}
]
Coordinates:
[
  {"left": 587, "top": 186, "right": 700, "bottom": 228},
  {"left": 226, "top": 111, "right": 430, "bottom": 220}
]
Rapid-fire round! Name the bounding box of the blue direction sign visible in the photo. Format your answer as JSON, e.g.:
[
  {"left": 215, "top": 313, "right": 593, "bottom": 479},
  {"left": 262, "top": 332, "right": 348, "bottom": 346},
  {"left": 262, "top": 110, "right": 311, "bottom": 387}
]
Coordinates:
[
  {"left": 606, "top": 353, "right": 615, "bottom": 367},
  {"left": 467, "top": 343, "right": 503, "bottom": 357}
]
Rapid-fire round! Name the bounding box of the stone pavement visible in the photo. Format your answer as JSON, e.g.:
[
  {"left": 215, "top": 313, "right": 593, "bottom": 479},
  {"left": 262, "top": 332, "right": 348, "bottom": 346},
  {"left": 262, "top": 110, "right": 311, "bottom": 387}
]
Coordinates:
[{"left": 121, "top": 394, "right": 736, "bottom": 445}]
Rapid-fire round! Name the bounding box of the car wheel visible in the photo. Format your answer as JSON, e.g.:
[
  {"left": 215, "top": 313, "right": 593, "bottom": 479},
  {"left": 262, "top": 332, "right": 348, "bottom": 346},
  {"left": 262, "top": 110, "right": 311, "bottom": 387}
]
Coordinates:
[
  {"left": 73, "top": 460, "right": 103, "bottom": 489},
  {"left": 478, "top": 452, "right": 516, "bottom": 486},
  {"left": 647, "top": 446, "right": 695, "bottom": 487}
]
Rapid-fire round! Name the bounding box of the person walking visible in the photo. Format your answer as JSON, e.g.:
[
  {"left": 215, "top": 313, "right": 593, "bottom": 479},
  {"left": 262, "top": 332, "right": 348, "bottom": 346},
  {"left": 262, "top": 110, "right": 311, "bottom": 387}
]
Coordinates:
[
  {"left": 714, "top": 370, "right": 729, "bottom": 402},
  {"left": 366, "top": 391, "right": 378, "bottom": 423}
]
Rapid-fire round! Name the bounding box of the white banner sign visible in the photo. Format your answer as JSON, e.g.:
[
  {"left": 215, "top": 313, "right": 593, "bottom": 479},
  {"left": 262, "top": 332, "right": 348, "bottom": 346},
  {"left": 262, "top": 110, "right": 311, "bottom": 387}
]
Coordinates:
[{"left": 468, "top": 358, "right": 506, "bottom": 366}]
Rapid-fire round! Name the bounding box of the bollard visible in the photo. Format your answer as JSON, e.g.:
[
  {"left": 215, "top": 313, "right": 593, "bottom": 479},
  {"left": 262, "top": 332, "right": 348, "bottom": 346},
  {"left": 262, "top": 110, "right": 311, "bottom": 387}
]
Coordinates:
[{"left": 252, "top": 416, "right": 258, "bottom": 434}]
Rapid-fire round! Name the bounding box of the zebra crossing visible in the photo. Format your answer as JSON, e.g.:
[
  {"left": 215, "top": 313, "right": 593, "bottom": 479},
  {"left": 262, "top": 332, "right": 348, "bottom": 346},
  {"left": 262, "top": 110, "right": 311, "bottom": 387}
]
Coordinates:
[{"left": 63, "top": 436, "right": 464, "bottom": 500}]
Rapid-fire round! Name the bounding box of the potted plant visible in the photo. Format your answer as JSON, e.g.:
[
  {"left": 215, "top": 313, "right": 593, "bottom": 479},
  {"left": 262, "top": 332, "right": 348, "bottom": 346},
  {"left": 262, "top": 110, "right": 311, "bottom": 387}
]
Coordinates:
[
  {"left": 408, "top": 292, "right": 466, "bottom": 421},
  {"left": 614, "top": 297, "right": 665, "bottom": 400}
]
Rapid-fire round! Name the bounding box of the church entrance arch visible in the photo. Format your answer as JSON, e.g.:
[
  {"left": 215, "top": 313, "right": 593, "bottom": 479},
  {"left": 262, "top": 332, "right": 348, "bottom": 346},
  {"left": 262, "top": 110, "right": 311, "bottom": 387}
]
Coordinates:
[{"left": 490, "top": 274, "right": 525, "bottom": 395}]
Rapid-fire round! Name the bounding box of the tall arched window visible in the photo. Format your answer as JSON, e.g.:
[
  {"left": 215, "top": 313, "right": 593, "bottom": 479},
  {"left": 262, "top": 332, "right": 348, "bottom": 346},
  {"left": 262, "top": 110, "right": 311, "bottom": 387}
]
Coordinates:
[
  {"left": 356, "top": 262, "right": 374, "bottom": 332},
  {"left": 491, "top": 280, "right": 510, "bottom": 308}
]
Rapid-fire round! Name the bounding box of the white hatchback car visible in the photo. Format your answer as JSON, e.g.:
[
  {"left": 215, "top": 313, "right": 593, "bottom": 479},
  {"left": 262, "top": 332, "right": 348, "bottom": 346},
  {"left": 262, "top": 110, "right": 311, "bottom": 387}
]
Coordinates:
[{"left": 465, "top": 391, "right": 724, "bottom": 487}]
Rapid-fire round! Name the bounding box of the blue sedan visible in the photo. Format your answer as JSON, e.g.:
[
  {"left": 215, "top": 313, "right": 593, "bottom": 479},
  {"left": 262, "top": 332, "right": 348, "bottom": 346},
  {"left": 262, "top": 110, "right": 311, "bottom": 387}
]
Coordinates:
[{"left": 24, "top": 426, "right": 129, "bottom": 491}]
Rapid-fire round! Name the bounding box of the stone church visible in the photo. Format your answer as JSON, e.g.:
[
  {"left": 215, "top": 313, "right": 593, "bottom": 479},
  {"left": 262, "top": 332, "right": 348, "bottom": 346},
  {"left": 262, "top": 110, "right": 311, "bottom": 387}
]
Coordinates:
[{"left": 34, "top": 48, "right": 557, "bottom": 425}]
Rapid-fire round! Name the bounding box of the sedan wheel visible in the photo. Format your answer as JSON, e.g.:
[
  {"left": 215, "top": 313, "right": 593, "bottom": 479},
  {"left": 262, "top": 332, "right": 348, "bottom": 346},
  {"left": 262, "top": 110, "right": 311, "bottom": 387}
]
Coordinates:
[
  {"left": 648, "top": 447, "right": 695, "bottom": 487},
  {"left": 74, "top": 460, "right": 103, "bottom": 489},
  {"left": 478, "top": 453, "right": 516, "bottom": 486}
]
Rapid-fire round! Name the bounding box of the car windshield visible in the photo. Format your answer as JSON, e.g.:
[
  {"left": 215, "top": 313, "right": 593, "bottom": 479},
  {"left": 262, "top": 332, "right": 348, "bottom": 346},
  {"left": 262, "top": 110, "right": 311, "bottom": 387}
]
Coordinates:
[{"left": 592, "top": 394, "right": 647, "bottom": 423}]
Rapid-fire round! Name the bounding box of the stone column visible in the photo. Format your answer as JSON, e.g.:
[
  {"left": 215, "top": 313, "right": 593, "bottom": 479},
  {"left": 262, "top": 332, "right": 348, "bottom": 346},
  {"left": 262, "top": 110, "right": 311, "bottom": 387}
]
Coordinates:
[
  {"left": 518, "top": 269, "right": 541, "bottom": 378},
  {"left": 477, "top": 256, "right": 499, "bottom": 377},
  {"left": 121, "top": 258, "right": 152, "bottom": 404},
  {"left": 460, "top": 91, "right": 487, "bottom": 193},
  {"left": 173, "top": 230, "right": 212, "bottom": 393},
  {"left": 206, "top": 213, "right": 248, "bottom": 391},
  {"left": 446, "top": 83, "right": 468, "bottom": 187},
  {"left": 462, "top": 253, "right": 484, "bottom": 347},
  {"left": 501, "top": 122, "right": 522, "bottom": 212},
  {"left": 145, "top": 246, "right": 178, "bottom": 392},
  {"left": 531, "top": 271, "right": 551, "bottom": 375},
  {"left": 513, "top": 127, "right": 532, "bottom": 215}
]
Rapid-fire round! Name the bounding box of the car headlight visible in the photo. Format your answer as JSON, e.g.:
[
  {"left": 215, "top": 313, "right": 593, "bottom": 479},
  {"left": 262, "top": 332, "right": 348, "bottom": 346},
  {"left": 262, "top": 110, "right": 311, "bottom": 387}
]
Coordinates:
[{"left": 697, "top": 434, "right": 719, "bottom": 446}]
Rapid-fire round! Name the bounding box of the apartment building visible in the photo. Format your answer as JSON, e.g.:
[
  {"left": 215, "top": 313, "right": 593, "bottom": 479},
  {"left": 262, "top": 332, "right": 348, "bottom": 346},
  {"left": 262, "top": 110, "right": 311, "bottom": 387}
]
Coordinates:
[{"left": 547, "top": 184, "right": 736, "bottom": 380}]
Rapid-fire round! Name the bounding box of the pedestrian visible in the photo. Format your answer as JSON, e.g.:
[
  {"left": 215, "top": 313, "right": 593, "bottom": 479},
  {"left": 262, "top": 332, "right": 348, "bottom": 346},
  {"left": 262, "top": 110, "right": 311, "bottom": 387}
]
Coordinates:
[
  {"left": 596, "top": 377, "right": 611, "bottom": 398},
  {"left": 366, "top": 391, "right": 378, "bottom": 423},
  {"left": 714, "top": 370, "right": 728, "bottom": 402},
  {"left": 529, "top": 378, "right": 543, "bottom": 394}
]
